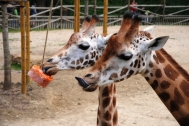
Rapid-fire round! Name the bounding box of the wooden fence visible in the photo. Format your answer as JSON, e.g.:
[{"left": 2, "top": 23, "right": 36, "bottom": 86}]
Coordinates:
[{"left": 0, "top": 4, "right": 189, "bottom": 30}]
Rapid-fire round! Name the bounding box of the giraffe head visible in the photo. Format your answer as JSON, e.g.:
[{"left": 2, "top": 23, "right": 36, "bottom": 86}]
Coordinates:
[
  {"left": 75, "top": 12, "right": 169, "bottom": 89},
  {"left": 42, "top": 15, "right": 113, "bottom": 77}
]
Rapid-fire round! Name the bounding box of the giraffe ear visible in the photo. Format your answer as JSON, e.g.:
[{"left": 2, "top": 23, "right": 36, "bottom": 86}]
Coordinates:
[
  {"left": 103, "top": 33, "right": 115, "bottom": 44},
  {"left": 143, "top": 25, "right": 155, "bottom": 34},
  {"left": 96, "top": 33, "right": 114, "bottom": 50},
  {"left": 146, "top": 36, "right": 169, "bottom": 51}
]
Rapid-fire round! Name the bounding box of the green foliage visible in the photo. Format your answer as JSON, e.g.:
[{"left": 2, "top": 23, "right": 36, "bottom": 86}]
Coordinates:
[{"left": 11, "top": 63, "right": 21, "bottom": 70}]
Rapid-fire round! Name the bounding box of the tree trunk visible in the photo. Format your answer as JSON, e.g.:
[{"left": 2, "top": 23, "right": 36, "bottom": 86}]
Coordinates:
[{"left": 2, "top": 4, "right": 12, "bottom": 90}]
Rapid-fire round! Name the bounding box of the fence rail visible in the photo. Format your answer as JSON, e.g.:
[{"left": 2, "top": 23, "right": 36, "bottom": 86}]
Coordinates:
[{"left": 0, "top": 4, "right": 189, "bottom": 30}]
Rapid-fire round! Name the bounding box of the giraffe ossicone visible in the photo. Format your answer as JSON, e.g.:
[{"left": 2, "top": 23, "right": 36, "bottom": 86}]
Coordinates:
[{"left": 76, "top": 12, "right": 189, "bottom": 125}]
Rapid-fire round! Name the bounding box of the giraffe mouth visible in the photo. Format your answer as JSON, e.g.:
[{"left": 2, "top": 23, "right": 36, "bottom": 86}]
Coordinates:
[
  {"left": 42, "top": 65, "right": 59, "bottom": 76},
  {"left": 75, "top": 77, "right": 98, "bottom": 92}
]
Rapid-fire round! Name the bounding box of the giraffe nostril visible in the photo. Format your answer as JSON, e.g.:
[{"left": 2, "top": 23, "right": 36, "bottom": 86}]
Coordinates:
[
  {"left": 85, "top": 74, "right": 92, "bottom": 77},
  {"left": 46, "top": 58, "right": 53, "bottom": 62}
]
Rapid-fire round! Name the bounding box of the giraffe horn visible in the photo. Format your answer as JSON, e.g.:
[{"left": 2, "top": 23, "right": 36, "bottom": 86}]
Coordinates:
[
  {"left": 124, "top": 14, "right": 143, "bottom": 43},
  {"left": 117, "top": 11, "right": 133, "bottom": 43},
  {"left": 83, "top": 15, "right": 99, "bottom": 36},
  {"left": 80, "top": 16, "right": 91, "bottom": 32}
]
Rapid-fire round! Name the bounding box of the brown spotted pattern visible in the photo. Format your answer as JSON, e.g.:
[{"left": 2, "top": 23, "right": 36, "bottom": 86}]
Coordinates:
[{"left": 163, "top": 64, "right": 179, "bottom": 81}]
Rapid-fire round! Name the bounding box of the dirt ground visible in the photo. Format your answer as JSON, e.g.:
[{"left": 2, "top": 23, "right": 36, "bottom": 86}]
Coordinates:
[{"left": 0, "top": 25, "right": 189, "bottom": 126}]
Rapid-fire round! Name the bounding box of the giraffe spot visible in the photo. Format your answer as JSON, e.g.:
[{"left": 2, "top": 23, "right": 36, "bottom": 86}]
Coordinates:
[
  {"left": 141, "top": 57, "right": 144, "bottom": 61},
  {"left": 133, "top": 60, "right": 138, "bottom": 68},
  {"left": 101, "top": 121, "right": 109, "bottom": 126},
  {"left": 153, "top": 54, "right": 159, "bottom": 64},
  {"left": 113, "top": 84, "right": 116, "bottom": 94},
  {"left": 98, "top": 108, "right": 100, "bottom": 116},
  {"left": 150, "top": 80, "right": 158, "bottom": 90},
  {"left": 163, "top": 64, "right": 179, "bottom": 81},
  {"left": 79, "top": 58, "right": 84, "bottom": 63},
  {"left": 76, "top": 59, "right": 80, "bottom": 65},
  {"left": 120, "top": 67, "right": 128, "bottom": 76},
  {"left": 93, "top": 51, "right": 96, "bottom": 58},
  {"left": 144, "top": 69, "right": 149, "bottom": 74},
  {"left": 71, "top": 61, "right": 75, "bottom": 65},
  {"left": 89, "top": 60, "right": 95, "bottom": 66},
  {"left": 103, "top": 110, "right": 112, "bottom": 121},
  {"left": 76, "top": 66, "right": 81, "bottom": 70},
  {"left": 145, "top": 77, "right": 149, "bottom": 81},
  {"left": 170, "top": 100, "right": 180, "bottom": 112},
  {"left": 90, "top": 52, "right": 94, "bottom": 58},
  {"left": 158, "top": 92, "right": 170, "bottom": 102},
  {"left": 178, "top": 114, "right": 189, "bottom": 126},
  {"left": 160, "top": 80, "right": 170, "bottom": 89},
  {"left": 149, "top": 60, "right": 154, "bottom": 68},
  {"left": 64, "top": 62, "right": 68, "bottom": 65},
  {"left": 180, "top": 80, "right": 189, "bottom": 97},
  {"left": 96, "top": 55, "right": 99, "bottom": 60},
  {"left": 113, "top": 109, "right": 118, "bottom": 126},
  {"left": 155, "top": 69, "right": 162, "bottom": 78},
  {"left": 97, "top": 118, "right": 99, "bottom": 125},
  {"left": 109, "top": 73, "right": 118, "bottom": 80},
  {"left": 85, "top": 54, "right": 89, "bottom": 59},
  {"left": 150, "top": 73, "right": 153, "bottom": 77},
  {"left": 113, "top": 96, "right": 116, "bottom": 107},
  {"left": 137, "top": 60, "right": 141, "bottom": 68},
  {"left": 83, "top": 61, "right": 88, "bottom": 65},
  {"left": 127, "top": 70, "right": 134, "bottom": 78},
  {"left": 130, "top": 62, "right": 133, "bottom": 67},
  {"left": 156, "top": 51, "right": 165, "bottom": 63},
  {"left": 103, "top": 97, "right": 111, "bottom": 108},
  {"left": 143, "top": 62, "right": 145, "bottom": 66},
  {"left": 174, "top": 88, "right": 184, "bottom": 105},
  {"left": 102, "top": 86, "right": 110, "bottom": 97}
]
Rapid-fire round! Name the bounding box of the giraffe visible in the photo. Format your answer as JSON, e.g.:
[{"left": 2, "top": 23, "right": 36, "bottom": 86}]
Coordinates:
[
  {"left": 42, "top": 15, "right": 119, "bottom": 126},
  {"left": 75, "top": 12, "right": 189, "bottom": 126}
]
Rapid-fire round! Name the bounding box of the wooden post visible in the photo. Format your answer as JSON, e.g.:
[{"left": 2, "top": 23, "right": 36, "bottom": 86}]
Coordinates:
[
  {"left": 94, "top": 0, "right": 96, "bottom": 14},
  {"left": 60, "top": 0, "right": 63, "bottom": 28},
  {"left": 128, "top": 0, "right": 130, "bottom": 11},
  {"left": 84, "top": 0, "right": 88, "bottom": 17},
  {"left": 20, "top": 1, "right": 26, "bottom": 94},
  {"left": 163, "top": 0, "right": 166, "bottom": 24},
  {"left": 103, "top": 0, "right": 108, "bottom": 36},
  {"left": 25, "top": 1, "right": 30, "bottom": 84},
  {"left": 2, "top": 4, "right": 12, "bottom": 90},
  {"left": 74, "top": 0, "right": 80, "bottom": 32}
]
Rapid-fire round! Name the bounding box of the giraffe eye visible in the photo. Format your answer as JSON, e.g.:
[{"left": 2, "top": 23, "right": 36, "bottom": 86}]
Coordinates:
[
  {"left": 118, "top": 53, "right": 133, "bottom": 61},
  {"left": 78, "top": 43, "right": 90, "bottom": 50}
]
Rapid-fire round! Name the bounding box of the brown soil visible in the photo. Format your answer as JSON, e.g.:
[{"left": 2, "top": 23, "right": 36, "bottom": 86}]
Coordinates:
[{"left": 0, "top": 25, "right": 189, "bottom": 126}]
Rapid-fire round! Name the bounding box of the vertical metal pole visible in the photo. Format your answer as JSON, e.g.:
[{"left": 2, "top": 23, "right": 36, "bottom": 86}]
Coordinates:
[
  {"left": 25, "top": 1, "right": 30, "bottom": 84},
  {"left": 103, "top": 0, "right": 108, "bottom": 36},
  {"left": 60, "top": 0, "right": 63, "bottom": 29},
  {"left": 20, "top": 2, "right": 26, "bottom": 94}
]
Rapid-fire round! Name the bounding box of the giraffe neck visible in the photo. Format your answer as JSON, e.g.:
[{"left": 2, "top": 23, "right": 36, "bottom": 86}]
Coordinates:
[
  {"left": 142, "top": 49, "right": 189, "bottom": 125},
  {"left": 97, "top": 83, "right": 118, "bottom": 126}
]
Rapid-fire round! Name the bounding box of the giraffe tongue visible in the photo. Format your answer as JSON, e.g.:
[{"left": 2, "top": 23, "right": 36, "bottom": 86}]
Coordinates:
[{"left": 75, "top": 77, "right": 91, "bottom": 89}]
